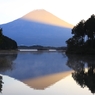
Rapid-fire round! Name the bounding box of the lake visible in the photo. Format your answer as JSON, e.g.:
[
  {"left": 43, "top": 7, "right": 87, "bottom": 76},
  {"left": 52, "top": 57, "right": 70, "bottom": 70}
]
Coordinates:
[{"left": 0, "top": 51, "right": 94, "bottom": 95}]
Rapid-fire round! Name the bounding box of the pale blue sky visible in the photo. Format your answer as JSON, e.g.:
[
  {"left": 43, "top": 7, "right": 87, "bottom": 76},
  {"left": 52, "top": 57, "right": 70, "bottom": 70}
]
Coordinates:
[{"left": 0, "top": 0, "right": 95, "bottom": 25}]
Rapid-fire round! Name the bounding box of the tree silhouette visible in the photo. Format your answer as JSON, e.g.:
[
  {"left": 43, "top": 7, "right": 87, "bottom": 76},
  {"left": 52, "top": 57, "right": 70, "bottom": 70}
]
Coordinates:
[
  {"left": 0, "top": 28, "right": 18, "bottom": 50},
  {"left": 0, "top": 28, "right": 3, "bottom": 43},
  {"left": 85, "top": 14, "right": 95, "bottom": 39},
  {"left": 0, "top": 28, "right": 2, "bottom": 36},
  {"left": 66, "top": 14, "right": 95, "bottom": 54},
  {"left": 72, "top": 20, "right": 85, "bottom": 39}
]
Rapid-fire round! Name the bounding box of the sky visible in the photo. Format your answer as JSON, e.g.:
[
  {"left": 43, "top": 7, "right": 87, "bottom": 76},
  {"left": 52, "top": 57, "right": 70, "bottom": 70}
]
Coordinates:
[{"left": 0, "top": 0, "right": 95, "bottom": 25}]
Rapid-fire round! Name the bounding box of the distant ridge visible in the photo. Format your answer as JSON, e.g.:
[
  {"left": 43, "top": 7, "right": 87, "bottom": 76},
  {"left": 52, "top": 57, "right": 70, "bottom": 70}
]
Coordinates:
[{"left": 22, "top": 9, "right": 73, "bottom": 28}]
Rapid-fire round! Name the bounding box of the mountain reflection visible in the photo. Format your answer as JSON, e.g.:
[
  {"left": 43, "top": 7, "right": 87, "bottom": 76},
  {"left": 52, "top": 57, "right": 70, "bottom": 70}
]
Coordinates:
[
  {"left": 66, "top": 54, "right": 95, "bottom": 94},
  {"left": 0, "top": 52, "right": 17, "bottom": 72}
]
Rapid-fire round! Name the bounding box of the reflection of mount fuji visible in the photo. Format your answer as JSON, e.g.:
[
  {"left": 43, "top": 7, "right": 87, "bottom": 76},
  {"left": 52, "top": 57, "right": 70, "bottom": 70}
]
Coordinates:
[
  {"left": 0, "top": 52, "right": 71, "bottom": 79},
  {"left": 1, "top": 10, "right": 73, "bottom": 47},
  {"left": 0, "top": 52, "right": 71, "bottom": 90},
  {"left": 23, "top": 71, "right": 71, "bottom": 90},
  {"left": 0, "top": 71, "right": 71, "bottom": 93},
  {"left": 0, "top": 52, "right": 71, "bottom": 89}
]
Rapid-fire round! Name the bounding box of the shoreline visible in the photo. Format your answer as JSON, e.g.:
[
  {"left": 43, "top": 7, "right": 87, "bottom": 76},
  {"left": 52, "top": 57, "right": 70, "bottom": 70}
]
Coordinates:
[{"left": 0, "top": 49, "right": 66, "bottom": 54}]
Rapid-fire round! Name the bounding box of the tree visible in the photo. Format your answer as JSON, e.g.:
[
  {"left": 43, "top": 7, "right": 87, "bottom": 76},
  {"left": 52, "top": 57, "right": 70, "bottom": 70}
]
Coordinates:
[
  {"left": 72, "top": 20, "right": 85, "bottom": 45},
  {"left": 84, "top": 14, "right": 95, "bottom": 48},
  {"left": 0, "top": 28, "right": 3, "bottom": 43},
  {"left": 66, "top": 14, "right": 95, "bottom": 54},
  {"left": 0, "top": 28, "right": 18, "bottom": 50},
  {"left": 85, "top": 14, "right": 95, "bottom": 40}
]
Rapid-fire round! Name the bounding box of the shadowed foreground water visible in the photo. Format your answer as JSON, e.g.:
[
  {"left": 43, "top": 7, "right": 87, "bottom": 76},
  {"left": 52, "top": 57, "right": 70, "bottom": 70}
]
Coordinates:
[{"left": 0, "top": 51, "right": 94, "bottom": 95}]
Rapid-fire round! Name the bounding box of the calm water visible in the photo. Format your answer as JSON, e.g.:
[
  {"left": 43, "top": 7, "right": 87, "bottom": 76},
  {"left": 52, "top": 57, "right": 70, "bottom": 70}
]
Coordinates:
[{"left": 0, "top": 51, "right": 94, "bottom": 95}]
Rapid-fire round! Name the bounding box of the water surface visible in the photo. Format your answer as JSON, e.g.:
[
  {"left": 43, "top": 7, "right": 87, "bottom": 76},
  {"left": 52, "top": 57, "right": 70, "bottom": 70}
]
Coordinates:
[{"left": 0, "top": 51, "right": 94, "bottom": 95}]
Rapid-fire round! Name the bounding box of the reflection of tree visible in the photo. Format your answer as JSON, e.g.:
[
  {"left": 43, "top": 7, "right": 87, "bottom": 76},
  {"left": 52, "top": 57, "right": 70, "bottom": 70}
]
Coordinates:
[
  {"left": 0, "top": 52, "right": 17, "bottom": 72},
  {"left": 66, "top": 54, "right": 95, "bottom": 94},
  {"left": 0, "top": 76, "right": 3, "bottom": 93},
  {"left": 0, "top": 52, "right": 17, "bottom": 93}
]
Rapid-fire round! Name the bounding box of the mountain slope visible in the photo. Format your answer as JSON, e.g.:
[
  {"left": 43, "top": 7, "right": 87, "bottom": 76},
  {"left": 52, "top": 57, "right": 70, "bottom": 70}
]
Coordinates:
[
  {"left": 22, "top": 9, "right": 73, "bottom": 28},
  {"left": 1, "top": 10, "right": 73, "bottom": 47},
  {"left": 2, "top": 19, "right": 72, "bottom": 46}
]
